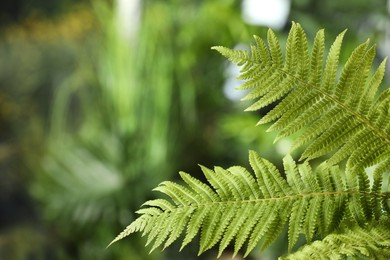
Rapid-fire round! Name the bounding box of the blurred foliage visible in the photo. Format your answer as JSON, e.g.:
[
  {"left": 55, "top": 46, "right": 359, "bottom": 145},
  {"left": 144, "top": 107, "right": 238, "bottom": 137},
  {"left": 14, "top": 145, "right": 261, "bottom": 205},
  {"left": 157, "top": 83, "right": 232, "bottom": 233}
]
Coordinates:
[
  {"left": 0, "top": 0, "right": 90, "bottom": 25},
  {"left": 290, "top": 0, "right": 388, "bottom": 36},
  {"left": 289, "top": 0, "right": 390, "bottom": 105},
  {"left": 0, "top": 6, "right": 98, "bottom": 260},
  {"left": 0, "top": 0, "right": 389, "bottom": 259},
  {"left": 0, "top": 1, "right": 260, "bottom": 259}
]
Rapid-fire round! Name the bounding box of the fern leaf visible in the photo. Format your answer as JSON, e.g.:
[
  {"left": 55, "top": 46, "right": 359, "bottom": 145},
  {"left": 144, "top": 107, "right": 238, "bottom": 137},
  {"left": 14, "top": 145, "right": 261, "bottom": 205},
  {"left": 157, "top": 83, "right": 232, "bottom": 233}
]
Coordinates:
[
  {"left": 218, "top": 202, "right": 252, "bottom": 257},
  {"left": 281, "top": 219, "right": 390, "bottom": 260},
  {"left": 303, "top": 195, "right": 323, "bottom": 242},
  {"left": 245, "top": 201, "right": 281, "bottom": 255},
  {"left": 259, "top": 205, "right": 291, "bottom": 252},
  {"left": 232, "top": 202, "right": 260, "bottom": 256},
  {"left": 288, "top": 197, "right": 309, "bottom": 251},
  {"left": 203, "top": 201, "right": 236, "bottom": 253},
  {"left": 198, "top": 203, "right": 224, "bottom": 254},
  {"left": 109, "top": 151, "right": 387, "bottom": 257},
  {"left": 107, "top": 215, "right": 149, "bottom": 248},
  {"left": 164, "top": 207, "right": 192, "bottom": 249},
  {"left": 213, "top": 23, "right": 390, "bottom": 169},
  {"left": 180, "top": 204, "right": 211, "bottom": 250}
]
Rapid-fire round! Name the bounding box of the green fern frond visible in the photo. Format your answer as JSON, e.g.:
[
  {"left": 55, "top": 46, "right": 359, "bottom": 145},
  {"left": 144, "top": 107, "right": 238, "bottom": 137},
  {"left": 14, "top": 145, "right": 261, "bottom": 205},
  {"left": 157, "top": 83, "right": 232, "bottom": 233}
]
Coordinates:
[
  {"left": 212, "top": 22, "right": 390, "bottom": 169},
  {"left": 281, "top": 218, "right": 390, "bottom": 260},
  {"left": 109, "top": 151, "right": 388, "bottom": 257}
]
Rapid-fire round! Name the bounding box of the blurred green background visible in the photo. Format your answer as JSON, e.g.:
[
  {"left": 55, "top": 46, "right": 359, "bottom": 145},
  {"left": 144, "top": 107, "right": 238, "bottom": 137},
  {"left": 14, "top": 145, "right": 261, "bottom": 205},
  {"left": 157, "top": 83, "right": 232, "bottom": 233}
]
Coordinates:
[{"left": 0, "top": 0, "right": 389, "bottom": 259}]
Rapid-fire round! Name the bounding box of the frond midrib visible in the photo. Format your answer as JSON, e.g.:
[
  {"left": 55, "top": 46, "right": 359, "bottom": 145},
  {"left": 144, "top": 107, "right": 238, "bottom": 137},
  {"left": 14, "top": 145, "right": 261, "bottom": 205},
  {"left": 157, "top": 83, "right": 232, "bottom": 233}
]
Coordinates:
[
  {"left": 240, "top": 54, "right": 390, "bottom": 146},
  {"left": 159, "top": 189, "right": 385, "bottom": 210},
  {"left": 283, "top": 70, "right": 390, "bottom": 146}
]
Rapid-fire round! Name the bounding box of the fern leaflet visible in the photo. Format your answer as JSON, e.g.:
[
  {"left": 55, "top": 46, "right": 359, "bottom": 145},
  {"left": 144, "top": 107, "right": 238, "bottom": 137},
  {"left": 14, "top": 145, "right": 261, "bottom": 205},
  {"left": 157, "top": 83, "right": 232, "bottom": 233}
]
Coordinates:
[
  {"left": 108, "top": 151, "right": 388, "bottom": 257},
  {"left": 212, "top": 22, "right": 390, "bottom": 169},
  {"left": 281, "top": 218, "right": 390, "bottom": 260}
]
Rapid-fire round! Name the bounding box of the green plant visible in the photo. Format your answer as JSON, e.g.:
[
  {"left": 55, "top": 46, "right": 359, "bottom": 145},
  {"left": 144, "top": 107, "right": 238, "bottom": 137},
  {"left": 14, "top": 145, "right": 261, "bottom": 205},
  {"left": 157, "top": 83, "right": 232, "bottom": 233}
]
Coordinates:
[
  {"left": 110, "top": 23, "right": 390, "bottom": 258},
  {"left": 30, "top": 1, "right": 259, "bottom": 259}
]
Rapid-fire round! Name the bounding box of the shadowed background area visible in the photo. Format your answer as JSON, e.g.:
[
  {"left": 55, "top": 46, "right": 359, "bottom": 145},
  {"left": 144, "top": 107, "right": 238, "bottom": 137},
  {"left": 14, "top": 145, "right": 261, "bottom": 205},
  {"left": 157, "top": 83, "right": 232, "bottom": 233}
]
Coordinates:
[{"left": 0, "top": 0, "right": 389, "bottom": 259}]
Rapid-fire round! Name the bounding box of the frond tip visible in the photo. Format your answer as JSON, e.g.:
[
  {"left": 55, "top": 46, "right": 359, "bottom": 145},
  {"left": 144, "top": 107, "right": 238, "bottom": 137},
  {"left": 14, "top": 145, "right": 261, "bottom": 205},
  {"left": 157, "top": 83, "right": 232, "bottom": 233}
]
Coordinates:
[
  {"left": 213, "top": 22, "right": 390, "bottom": 169},
  {"left": 108, "top": 151, "right": 387, "bottom": 258}
]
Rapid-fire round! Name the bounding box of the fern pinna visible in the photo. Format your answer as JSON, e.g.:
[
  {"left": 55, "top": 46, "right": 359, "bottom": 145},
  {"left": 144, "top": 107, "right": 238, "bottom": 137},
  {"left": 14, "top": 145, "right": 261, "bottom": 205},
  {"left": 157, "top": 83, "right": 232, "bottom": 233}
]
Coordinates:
[
  {"left": 109, "top": 151, "right": 389, "bottom": 258},
  {"left": 110, "top": 23, "right": 390, "bottom": 258},
  {"left": 213, "top": 22, "right": 390, "bottom": 171},
  {"left": 282, "top": 218, "right": 390, "bottom": 259}
]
